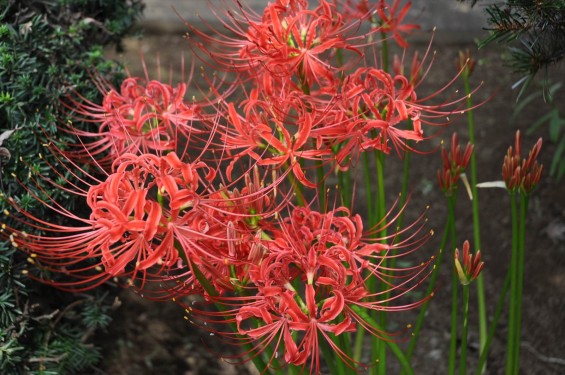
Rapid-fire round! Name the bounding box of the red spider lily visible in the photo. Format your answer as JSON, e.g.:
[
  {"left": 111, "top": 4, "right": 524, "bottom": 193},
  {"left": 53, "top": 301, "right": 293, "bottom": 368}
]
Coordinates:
[
  {"left": 182, "top": 201, "right": 433, "bottom": 373},
  {"left": 339, "top": 0, "right": 419, "bottom": 48},
  {"left": 437, "top": 132, "right": 474, "bottom": 195},
  {"left": 222, "top": 95, "right": 331, "bottom": 188},
  {"left": 375, "top": 0, "right": 419, "bottom": 48},
  {"left": 393, "top": 50, "right": 422, "bottom": 86},
  {"left": 454, "top": 240, "right": 484, "bottom": 285},
  {"left": 63, "top": 77, "right": 207, "bottom": 167},
  {"left": 309, "top": 67, "right": 424, "bottom": 165},
  {"left": 139, "top": 165, "right": 293, "bottom": 300},
  {"left": 184, "top": 0, "right": 372, "bottom": 88},
  {"left": 503, "top": 130, "right": 543, "bottom": 194},
  {"left": 305, "top": 40, "right": 484, "bottom": 170},
  {"left": 0, "top": 152, "right": 234, "bottom": 292},
  {"left": 338, "top": 0, "right": 377, "bottom": 21}
]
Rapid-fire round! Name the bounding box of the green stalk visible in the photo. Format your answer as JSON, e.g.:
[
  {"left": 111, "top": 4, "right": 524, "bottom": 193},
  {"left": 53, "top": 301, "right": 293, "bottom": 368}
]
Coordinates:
[
  {"left": 352, "top": 102, "right": 376, "bottom": 366},
  {"left": 513, "top": 193, "right": 528, "bottom": 373},
  {"left": 460, "top": 284, "right": 470, "bottom": 375},
  {"left": 353, "top": 326, "right": 366, "bottom": 365},
  {"left": 338, "top": 168, "right": 352, "bottom": 208},
  {"left": 332, "top": 334, "right": 350, "bottom": 375},
  {"left": 314, "top": 138, "right": 326, "bottom": 211},
  {"left": 405, "top": 195, "right": 455, "bottom": 361},
  {"left": 187, "top": 258, "right": 275, "bottom": 373},
  {"left": 448, "top": 201, "right": 458, "bottom": 375},
  {"left": 286, "top": 364, "right": 300, "bottom": 375},
  {"left": 505, "top": 193, "right": 518, "bottom": 375},
  {"left": 449, "top": 271, "right": 459, "bottom": 375},
  {"left": 475, "top": 271, "right": 511, "bottom": 375},
  {"left": 387, "top": 142, "right": 412, "bottom": 300},
  {"left": 316, "top": 159, "right": 326, "bottom": 210},
  {"left": 363, "top": 151, "right": 375, "bottom": 226},
  {"left": 375, "top": 151, "right": 387, "bottom": 232},
  {"left": 398, "top": 146, "right": 411, "bottom": 226},
  {"left": 286, "top": 167, "right": 305, "bottom": 207},
  {"left": 352, "top": 306, "right": 414, "bottom": 375},
  {"left": 380, "top": 30, "right": 389, "bottom": 73},
  {"left": 338, "top": 331, "right": 352, "bottom": 365},
  {"left": 372, "top": 150, "right": 388, "bottom": 375},
  {"left": 373, "top": 26, "right": 390, "bottom": 373},
  {"left": 462, "top": 71, "right": 487, "bottom": 373},
  {"left": 319, "top": 335, "right": 342, "bottom": 375}
]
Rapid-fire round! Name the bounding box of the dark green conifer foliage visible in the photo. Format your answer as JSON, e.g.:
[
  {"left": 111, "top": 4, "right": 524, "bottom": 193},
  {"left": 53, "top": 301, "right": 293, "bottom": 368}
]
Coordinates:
[
  {"left": 461, "top": 0, "right": 565, "bottom": 179},
  {"left": 461, "top": 0, "right": 565, "bottom": 95},
  {"left": 0, "top": 1, "right": 143, "bottom": 373}
]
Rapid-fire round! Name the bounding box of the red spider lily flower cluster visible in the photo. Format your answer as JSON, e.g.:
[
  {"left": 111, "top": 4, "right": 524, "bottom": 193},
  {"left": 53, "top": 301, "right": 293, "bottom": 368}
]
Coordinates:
[
  {"left": 340, "top": 0, "right": 420, "bottom": 47},
  {"left": 186, "top": 0, "right": 372, "bottom": 85},
  {"left": 187, "top": 0, "right": 479, "bottom": 175},
  {"left": 63, "top": 76, "right": 210, "bottom": 168},
  {"left": 437, "top": 132, "right": 474, "bottom": 195},
  {"left": 454, "top": 240, "right": 484, "bottom": 286},
  {"left": 2, "top": 151, "right": 232, "bottom": 291},
  {"left": 502, "top": 130, "right": 543, "bottom": 194},
  {"left": 0, "top": 0, "right": 487, "bottom": 372},
  {"left": 185, "top": 204, "right": 433, "bottom": 372}
]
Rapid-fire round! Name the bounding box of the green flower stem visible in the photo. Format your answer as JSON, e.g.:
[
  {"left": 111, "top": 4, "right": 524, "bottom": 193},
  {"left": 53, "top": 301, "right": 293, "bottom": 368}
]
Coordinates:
[
  {"left": 353, "top": 146, "right": 376, "bottom": 364},
  {"left": 388, "top": 143, "right": 412, "bottom": 297},
  {"left": 286, "top": 364, "right": 300, "bottom": 375},
  {"left": 316, "top": 159, "right": 326, "bottom": 210},
  {"left": 318, "top": 338, "right": 340, "bottom": 375},
  {"left": 513, "top": 193, "right": 528, "bottom": 373},
  {"left": 186, "top": 257, "right": 276, "bottom": 373},
  {"left": 398, "top": 146, "right": 411, "bottom": 227},
  {"left": 363, "top": 151, "right": 375, "bottom": 226},
  {"left": 405, "top": 195, "right": 455, "bottom": 361},
  {"left": 314, "top": 138, "right": 326, "bottom": 210},
  {"left": 475, "top": 270, "right": 511, "bottom": 375},
  {"left": 449, "top": 270, "right": 459, "bottom": 375},
  {"left": 367, "top": 29, "right": 392, "bottom": 373},
  {"left": 335, "top": 326, "right": 353, "bottom": 370},
  {"left": 352, "top": 306, "right": 414, "bottom": 375},
  {"left": 353, "top": 326, "right": 365, "bottom": 364},
  {"left": 286, "top": 166, "right": 305, "bottom": 207},
  {"left": 332, "top": 334, "right": 350, "bottom": 375},
  {"left": 380, "top": 30, "right": 389, "bottom": 74},
  {"left": 340, "top": 332, "right": 353, "bottom": 363},
  {"left": 460, "top": 284, "right": 470, "bottom": 375},
  {"left": 375, "top": 151, "right": 387, "bottom": 235},
  {"left": 338, "top": 168, "right": 352, "bottom": 208},
  {"left": 449, "top": 197, "right": 458, "bottom": 375},
  {"left": 373, "top": 149, "right": 388, "bottom": 375},
  {"left": 462, "top": 71, "right": 487, "bottom": 373},
  {"left": 505, "top": 193, "right": 518, "bottom": 375}
]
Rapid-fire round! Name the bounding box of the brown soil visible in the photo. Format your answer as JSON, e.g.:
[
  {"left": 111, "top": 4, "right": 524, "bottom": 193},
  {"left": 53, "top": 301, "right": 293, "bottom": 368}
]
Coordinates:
[{"left": 90, "top": 30, "right": 565, "bottom": 375}]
